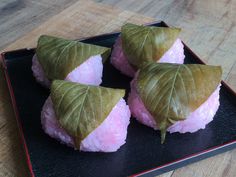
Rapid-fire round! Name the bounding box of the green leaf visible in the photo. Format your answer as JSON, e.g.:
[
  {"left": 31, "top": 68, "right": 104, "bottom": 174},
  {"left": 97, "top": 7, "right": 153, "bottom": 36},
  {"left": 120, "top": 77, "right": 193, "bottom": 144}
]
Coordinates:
[
  {"left": 51, "top": 80, "right": 125, "bottom": 148},
  {"left": 137, "top": 62, "right": 222, "bottom": 143},
  {"left": 36, "top": 35, "right": 111, "bottom": 80},
  {"left": 121, "top": 23, "right": 181, "bottom": 68}
]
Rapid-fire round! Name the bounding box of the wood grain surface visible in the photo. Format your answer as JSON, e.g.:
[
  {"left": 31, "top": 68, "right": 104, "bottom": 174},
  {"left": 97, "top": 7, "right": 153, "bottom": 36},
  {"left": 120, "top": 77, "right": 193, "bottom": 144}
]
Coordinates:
[
  {"left": 0, "top": 0, "right": 235, "bottom": 177},
  {"left": 0, "top": 0, "right": 78, "bottom": 50}
]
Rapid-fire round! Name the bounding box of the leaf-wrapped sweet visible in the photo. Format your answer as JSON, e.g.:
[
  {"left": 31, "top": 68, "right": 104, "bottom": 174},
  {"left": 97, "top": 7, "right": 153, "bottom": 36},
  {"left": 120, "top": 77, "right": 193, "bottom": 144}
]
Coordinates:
[
  {"left": 51, "top": 80, "right": 125, "bottom": 148},
  {"left": 36, "top": 35, "right": 110, "bottom": 80},
  {"left": 136, "top": 62, "right": 222, "bottom": 143}
]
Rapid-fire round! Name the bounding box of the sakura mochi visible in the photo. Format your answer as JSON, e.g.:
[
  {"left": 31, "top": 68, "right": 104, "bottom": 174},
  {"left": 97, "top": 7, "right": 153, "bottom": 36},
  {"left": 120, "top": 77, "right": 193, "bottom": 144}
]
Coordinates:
[
  {"left": 111, "top": 23, "right": 185, "bottom": 77},
  {"left": 41, "top": 80, "right": 131, "bottom": 152},
  {"left": 32, "top": 35, "right": 110, "bottom": 87},
  {"left": 128, "top": 62, "right": 222, "bottom": 143}
]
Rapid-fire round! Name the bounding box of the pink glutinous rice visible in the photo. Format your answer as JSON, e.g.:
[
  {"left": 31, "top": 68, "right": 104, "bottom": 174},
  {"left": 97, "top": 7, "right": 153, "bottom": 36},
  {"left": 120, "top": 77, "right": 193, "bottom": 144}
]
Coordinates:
[
  {"left": 110, "top": 37, "right": 185, "bottom": 77},
  {"left": 41, "top": 97, "right": 131, "bottom": 152},
  {"left": 32, "top": 54, "right": 103, "bottom": 87},
  {"left": 128, "top": 75, "right": 221, "bottom": 134}
]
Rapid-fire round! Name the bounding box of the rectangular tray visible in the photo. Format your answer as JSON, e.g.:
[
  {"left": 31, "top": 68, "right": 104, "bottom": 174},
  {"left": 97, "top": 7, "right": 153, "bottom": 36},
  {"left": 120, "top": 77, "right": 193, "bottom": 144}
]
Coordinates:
[{"left": 1, "top": 21, "right": 236, "bottom": 177}]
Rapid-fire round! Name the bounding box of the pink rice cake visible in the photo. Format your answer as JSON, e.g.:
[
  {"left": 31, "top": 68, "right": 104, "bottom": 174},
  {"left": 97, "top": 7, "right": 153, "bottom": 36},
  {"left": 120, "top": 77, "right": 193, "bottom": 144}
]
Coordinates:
[
  {"left": 41, "top": 97, "right": 131, "bottom": 152},
  {"left": 110, "top": 37, "right": 185, "bottom": 77},
  {"left": 128, "top": 75, "right": 221, "bottom": 134}
]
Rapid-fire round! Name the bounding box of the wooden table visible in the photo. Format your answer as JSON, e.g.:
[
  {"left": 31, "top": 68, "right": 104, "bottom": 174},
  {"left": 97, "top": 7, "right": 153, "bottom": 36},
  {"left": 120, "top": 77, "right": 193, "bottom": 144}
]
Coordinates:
[{"left": 0, "top": 0, "right": 235, "bottom": 176}]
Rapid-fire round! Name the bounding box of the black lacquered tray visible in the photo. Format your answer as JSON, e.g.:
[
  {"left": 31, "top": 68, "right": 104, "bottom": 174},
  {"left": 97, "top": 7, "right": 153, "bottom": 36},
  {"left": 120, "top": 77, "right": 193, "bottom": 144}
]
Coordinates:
[{"left": 1, "top": 21, "right": 236, "bottom": 177}]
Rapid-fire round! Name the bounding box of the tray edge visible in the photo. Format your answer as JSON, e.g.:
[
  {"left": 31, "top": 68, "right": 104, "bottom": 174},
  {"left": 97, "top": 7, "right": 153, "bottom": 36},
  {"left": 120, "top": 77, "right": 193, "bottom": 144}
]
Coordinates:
[{"left": 1, "top": 53, "right": 35, "bottom": 177}]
